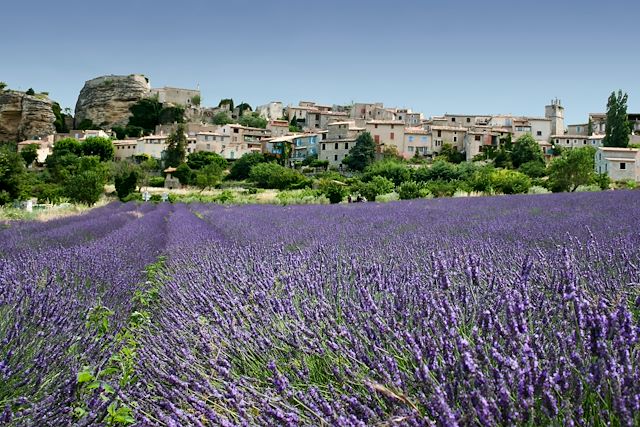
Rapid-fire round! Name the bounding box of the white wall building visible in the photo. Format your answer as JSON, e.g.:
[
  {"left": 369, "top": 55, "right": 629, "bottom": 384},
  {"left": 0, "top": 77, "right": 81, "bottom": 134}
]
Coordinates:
[{"left": 595, "top": 147, "right": 640, "bottom": 182}]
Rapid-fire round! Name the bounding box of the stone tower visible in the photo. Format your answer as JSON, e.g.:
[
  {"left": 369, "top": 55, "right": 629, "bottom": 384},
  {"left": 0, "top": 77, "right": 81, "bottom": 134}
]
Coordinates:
[{"left": 545, "top": 98, "right": 565, "bottom": 136}]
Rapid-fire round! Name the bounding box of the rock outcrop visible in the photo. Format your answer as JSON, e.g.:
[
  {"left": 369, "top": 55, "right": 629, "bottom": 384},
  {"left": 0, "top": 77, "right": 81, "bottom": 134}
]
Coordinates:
[
  {"left": 74, "top": 74, "right": 151, "bottom": 128},
  {"left": 0, "top": 91, "right": 56, "bottom": 142}
]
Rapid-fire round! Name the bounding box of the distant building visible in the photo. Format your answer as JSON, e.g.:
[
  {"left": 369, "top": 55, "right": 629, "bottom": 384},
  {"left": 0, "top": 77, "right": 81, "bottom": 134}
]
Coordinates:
[
  {"left": 266, "top": 120, "right": 290, "bottom": 138},
  {"left": 403, "top": 128, "right": 432, "bottom": 158},
  {"left": 149, "top": 87, "right": 200, "bottom": 107},
  {"left": 17, "top": 135, "right": 55, "bottom": 164},
  {"left": 256, "top": 102, "right": 284, "bottom": 121},
  {"left": 113, "top": 139, "right": 139, "bottom": 161},
  {"left": 318, "top": 121, "right": 364, "bottom": 167},
  {"left": 595, "top": 147, "right": 640, "bottom": 182},
  {"left": 552, "top": 134, "right": 602, "bottom": 149},
  {"left": 365, "top": 120, "right": 406, "bottom": 154}
]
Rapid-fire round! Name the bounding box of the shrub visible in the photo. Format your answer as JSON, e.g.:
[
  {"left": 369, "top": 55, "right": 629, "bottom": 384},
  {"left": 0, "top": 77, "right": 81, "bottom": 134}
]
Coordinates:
[
  {"left": 148, "top": 177, "right": 165, "bottom": 187},
  {"left": 350, "top": 176, "right": 395, "bottom": 201},
  {"left": 319, "top": 180, "right": 348, "bottom": 204},
  {"left": 413, "top": 161, "right": 460, "bottom": 183},
  {"left": 363, "top": 161, "right": 411, "bottom": 186},
  {"left": 63, "top": 170, "right": 105, "bottom": 205},
  {"left": 249, "top": 162, "right": 310, "bottom": 190},
  {"left": 528, "top": 185, "right": 551, "bottom": 195},
  {"left": 575, "top": 184, "right": 601, "bottom": 192},
  {"left": 518, "top": 160, "right": 547, "bottom": 178},
  {"left": 114, "top": 170, "right": 140, "bottom": 201},
  {"left": 122, "top": 192, "right": 143, "bottom": 202},
  {"left": 173, "top": 164, "right": 194, "bottom": 186},
  {"left": 228, "top": 153, "right": 267, "bottom": 180},
  {"left": 398, "top": 181, "right": 423, "bottom": 200},
  {"left": 423, "top": 180, "right": 460, "bottom": 197},
  {"left": 490, "top": 169, "right": 531, "bottom": 194},
  {"left": 375, "top": 192, "right": 399, "bottom": 203}
]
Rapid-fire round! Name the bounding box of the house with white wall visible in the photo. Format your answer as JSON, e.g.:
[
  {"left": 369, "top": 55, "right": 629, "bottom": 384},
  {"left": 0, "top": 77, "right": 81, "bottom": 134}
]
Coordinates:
[{"left": 595, "top": 147, "right": 640, "bottom": 182}]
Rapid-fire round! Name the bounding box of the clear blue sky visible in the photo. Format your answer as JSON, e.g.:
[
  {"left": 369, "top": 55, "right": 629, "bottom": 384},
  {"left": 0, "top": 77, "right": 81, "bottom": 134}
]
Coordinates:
[{"left": 2, "top": 0, "right": 637, "bottom": 124}]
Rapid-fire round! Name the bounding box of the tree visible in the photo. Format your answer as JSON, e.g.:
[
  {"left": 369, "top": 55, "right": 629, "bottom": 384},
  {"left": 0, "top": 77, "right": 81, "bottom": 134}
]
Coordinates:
[
  {"left": 20, "top": 144, "right": 39, "bottom": 166},
  {"left": 382, "top": 145, "right": 403, "bottom": 161},
  {"left": 362, "top": 160, "right": 411, "bottom": 186},
  {"left": 289, "top": 115, "right": 301, "bottom": 133},
  {"left": 511, "top": 134, "right": 543, "bottom": 168},
  {"left": 52, "top": 102, "right": 70, "bottom": 133},
  {"left": 319, "top": 180, "right": 347, "bottom": 204},
  {"left": 82, "top": 137, "right": 114, "bottom": 162},
  {"left": 0, "top": 82, "right": 6, "bottom": 92},
  {"left": 113, "top": 161, "right": 140, "bottom": 201},
  {"left": 212, "top": 112, "right": 234, "bottom": 125},
  {"left": 603, "top": 90, "right": 630, "bottom": 148},
  {"left": 159, "top": 105, "right": 185, "bottom": 125},
  {"left": 412, "top": 160, "right": 460, "bottom": 183},
  {"left": 128, "top": 97, "right": 163, "bottom": 133},
  {"left": 248, "top": 162, "right": 309, "bottom": 189},
  {"left": 350, "top": 176, "right": 395, "bottom": 201},
  {"left": 164, "top": 124, "right": 187, "bottom": 167},
  {"left": 228, "top": 152, "right": 266, "bottom": 180},
  {"left": 25, "top": 88, "right": 35, "bottom": 96},
  {"left": 0, "top": 147, "right": 27, "bottom": 204},
  {"left": 53, "top": 138, "right": 83, "bottom": 156},
  {"left": 218, "top": 98, "right": 234, "bottom": 111},
  {"left": 490, "top": 169, "right": 531, "bottom": 194},
  {"left": 191, "top": 95, "right": 201, "bottom": 106},
  {"left": 547, "top": 146, "right": 596, "bottom": 192},
  {"left": 437, "top": 143, "right": 465, "bottom": 163},
  {"left": 63, "top": 156, "right": 108, "bottom": 205},
  {"left": 518, "top": 160, "right": 547, "bottom": 178},
  {"left": 195, "top": 163, "right": 224, "bottom": 192},
  {"left": 187, "top": 151, "right": 228, "bottom": 170},
  {"left": 238, "top": 112, "right": 267, "bottom": 129},
  {"left": 343, "top": 132, "right": 376, "bottom": 171},
  {"left": 173, "top": 163, "right": 194, "bottom": 185},
  {"left": 77, "top": 119, "right": 98, "bottom": 131},
  {"left": 236, "top": 102, "right": 252, "bottom": 118}
]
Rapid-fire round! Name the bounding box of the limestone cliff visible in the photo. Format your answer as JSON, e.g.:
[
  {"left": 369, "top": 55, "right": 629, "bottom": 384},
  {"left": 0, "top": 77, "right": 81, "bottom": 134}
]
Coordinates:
[
  {"left": 0, "top": 91, "right": 56, "bottom": 142},
  {"left": 74, "top": 74, "right": 151, "bottom": 128}
]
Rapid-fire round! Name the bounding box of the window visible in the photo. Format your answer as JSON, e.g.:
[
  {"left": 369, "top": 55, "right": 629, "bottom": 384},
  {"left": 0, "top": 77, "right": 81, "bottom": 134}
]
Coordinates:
[
  {"left": 437, "top": 130, "right": 442, "bottom": 137},
  {"left": 475, "top": 135, "right": 481, "bottom": 141},
  {"left": 375, "top": 124, "right": 378, "bottom": 129},
  {"left": 206, "top": 144, "right": 211, "bottom": 150},
  {"left": 408, "top": 146, "right": 414, "bottom": 152},
  {"left": 620, "top": 163, "right": 626, "bottom": 170},
  {"left": 421, "top": 136, "right": 427, "bottom": 142},
  {"left": 334, "top": 143, "right": 338, "bottom": 149},
  {"left": 374, "top": 135, "right": 380, "bottom": 144},
  {"left": 334, "top": 154, "right": 338, "bottom": 161},
  {"left": 390, "top": 132, "right": 394, "bottom": 140},
  {"left": 344, "top": 143, "right": 349, "bottom": 150},
  {"left": 451, "top": 117, "right": 456, "bottom": 122},
  {"left": 537, "top": 131, "right": 542, "bottom": 136},
  {"left": 453, "top": 136, "right": 457, "bottom": 142},
  {"left": 322, "top": 143, "right": 326, "bottom": 150},
  {"left": 466, "top": 117, "right": 471, "bottom": 123},
  {"left": 408, "top": 136, "right": 414, "bottom": 142}
]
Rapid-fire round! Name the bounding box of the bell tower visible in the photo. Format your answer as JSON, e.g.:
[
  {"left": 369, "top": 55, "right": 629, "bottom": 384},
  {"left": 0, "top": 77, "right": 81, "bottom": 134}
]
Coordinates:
[{"left": 545, "top": 98, "right": 565, "bottom": 136}]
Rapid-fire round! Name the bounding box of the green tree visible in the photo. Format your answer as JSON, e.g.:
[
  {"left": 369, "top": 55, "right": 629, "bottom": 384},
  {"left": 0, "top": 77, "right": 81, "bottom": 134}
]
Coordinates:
[
  {"left": 350, "top": 176, "right": 395, "bottom": 201},
  {"left": 77, "top": 119, "right": 98, "bottom": 131},
  {"left": 63, "top": 156, "right": 108, "bottom": 205},
  {"left": 173, "top": 163, "right": 194, "bottom": 185},
  {"left": 343, "top": 132, "right": 376, "bottom": 171},
  {"left": 53, "top": 138, "right": 83, "bottom": 156},
  {"left": 159, "top": 105, "right": 185, "bottom": 125},
  {"left": 603, "top": 90, "right": 630, "bottom": 148},
  {"left": 52, "top": 102, "right": 70, "bottom": 133},
  {"left": 113, "top": 161, "right": 140, "bottom": 201},
  {"left": 412, "top": 160, "right": 460, "bottom": 183},
  {"left": 511, "top": 134, "right": 543, "bottom": 168},
  {"left": 362, "top": 160, "right": 410, "bottom": 186},
  {"left": 218, "top": 98, "right": 234, "bottom": 111},
  {"left": 490, "top": 169, "right": 531, "bottom": 194},
  {"left": 228, "top": 152, "right": 266, "bottom": 180},
  {"left": 187, "top": 151, "right": 228, "bottom": 170},
  {"left": 398, "top": 181, "right": 423, "bottom": 200},
  {"left": 319, "top": 180, "right": 347, "bottom": 204},
  {"left": 238, "top": 112, "right": 267, "bottom": 128},
  {"left": 437, "top": 143, "right": 465, "bottom": 164},
  {"left": 82, "top": 137, "right": 114, "bottom": 161},
  {"left": 0, "top": 82, "right": 6, "bottom": 92},
  {"left": 518, "top": 160, "right": 547, "bottom": 178},
  {"left": 191, "top": 95, "right": 201, "bottom": 106},
  {"left": 0, "top": 147, "right": 27, "bottom": 204},
  {"left": 547, "top": 146, "right": 596, "bottom": 192},
  {"left": 25, "top": 88, "right": 35, "bottom": 96},
  {"left": 164, "top": 124, "right": 187, "bottom": 167},
  {"left": 195, "top": 163, "right": 224, "bottom": 192},
  {"left": 236, "top": 102, "right": 252, "bottom": 118},
  {"left": 248, "top": 162, "right": 309, "bottom": 189},
  {"left": 289, "top": 115, "right": 301, "bottom": 132},
  {"left": 128, "top": 97, "right": 163, "bottom": 133},
  {"left": 212, "top": 112, "right": 234, "bottom": 125},
  {"left": 20, "top": 144, "right": 39, "bottom": 166}
]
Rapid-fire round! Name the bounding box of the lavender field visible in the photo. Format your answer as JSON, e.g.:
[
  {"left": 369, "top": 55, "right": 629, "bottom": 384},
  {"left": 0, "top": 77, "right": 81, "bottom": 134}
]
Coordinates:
[{"left": 1, "top": 192, "right": 639, "bottom": 426}]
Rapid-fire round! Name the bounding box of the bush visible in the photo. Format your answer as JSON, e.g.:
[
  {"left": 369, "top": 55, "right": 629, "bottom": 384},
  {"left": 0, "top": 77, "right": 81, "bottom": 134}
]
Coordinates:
[
  {"left": 114, "top": 170, "right": 140, "bottom": 201},
  {"left": 423, "top": 180, "right": 460, "bottom": 197},
  {"left": 490, "top": 169, "right": 531, "bottom": 194},
  {"left": 319, "top": 180, "right": 347, "bottom": 204},
  {"left": 528, "top": 185, "right": 551, "bottom": 195},
  {"left": 575, "top": 184, "right": 601, "bottom": 192},
  {"left": 350, "top": 176, "right": 395, "bottom": 201},
  {"left": 276, "top": 189, "right": 326, "bottom": 205},
  {"left": 148, "top": 176, "right": 165, "bottom": 187},
  {"left": 398, "top": 181, "right": 423, "bottom": 200},
  {"left": 30, "top": 182, "right": 64, "bottom": 204},
  {"left": 363, "top": 161, "right": 411, "bottom": 186},
  {"left": 518, "top": 160, "right": 547, "bottom": 178},
  {"left": 122, "top": 192, "right": 142, "bottom": 202},
  {"left": 413, "top": 161, "right": 460, "bottom": 183},
  {"left": 249, "top": 162, "right": 310, "bottom": 190},
  {"left": 173, "top": 163, "right": 194, "bottom": 186},
  {"left": 375, "top": 192, "right": 400, "bottom": 203},
  {"left": 214, "top": 190, "right": 235, "bottom": 204},
  {"left": 228, "top": 152, "right": 267, "bottom": 180},
  {"left": 64, "top": 170, "right": 105, "bottom": 205}
]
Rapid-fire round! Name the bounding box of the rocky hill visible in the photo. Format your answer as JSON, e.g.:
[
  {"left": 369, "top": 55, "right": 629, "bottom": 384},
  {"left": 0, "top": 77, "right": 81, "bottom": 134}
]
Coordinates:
[
  {"left": 74, "top": 74, "right": 151, "bottom": 128},
  {"left": 0, "top": 91, "right": 56, "bottom": 142}
]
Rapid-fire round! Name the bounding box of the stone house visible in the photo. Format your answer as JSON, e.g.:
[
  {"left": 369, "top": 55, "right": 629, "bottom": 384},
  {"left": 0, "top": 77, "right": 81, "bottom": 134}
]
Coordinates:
[
  {"left": 365, "top": 120, "right": 406, "bottom": 154},
  {"left": 149, "top": 87, "right": 200, "bottom": 107},
  {"left": 595, "top": 147, "right": 640, "bottom": 182},
  {"left": 266, "top": 120, "right": 290, "bottom": 137},
  {"left": 318, "top": 121, "right": 364, "bottom": 167},
  {"left": 403, "top": 128, "right": 432, "bottom": 158}
]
